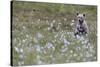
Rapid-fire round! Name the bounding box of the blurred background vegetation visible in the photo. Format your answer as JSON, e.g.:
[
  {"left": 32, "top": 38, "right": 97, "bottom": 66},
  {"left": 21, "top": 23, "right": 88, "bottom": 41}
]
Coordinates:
[{"left": 11, "top": 1, "right": 97, "bottom": 66}]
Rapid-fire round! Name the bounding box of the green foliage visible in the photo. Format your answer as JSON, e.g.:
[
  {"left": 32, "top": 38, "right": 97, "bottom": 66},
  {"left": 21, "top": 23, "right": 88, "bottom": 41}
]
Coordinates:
[{"left": 12, "top": 1, "right": 97, "bottom": 66}]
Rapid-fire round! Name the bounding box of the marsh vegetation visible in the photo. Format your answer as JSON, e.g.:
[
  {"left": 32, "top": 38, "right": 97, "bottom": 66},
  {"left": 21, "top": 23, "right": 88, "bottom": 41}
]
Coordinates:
[{"left": 11, "top": 1, "right": 97, "bottom": 66}]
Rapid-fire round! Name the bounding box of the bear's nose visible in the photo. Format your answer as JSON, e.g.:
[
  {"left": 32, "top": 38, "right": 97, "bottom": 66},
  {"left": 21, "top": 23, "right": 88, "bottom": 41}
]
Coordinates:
[{"left": 79, "top": 20, "right": 83, "bottom": 24}]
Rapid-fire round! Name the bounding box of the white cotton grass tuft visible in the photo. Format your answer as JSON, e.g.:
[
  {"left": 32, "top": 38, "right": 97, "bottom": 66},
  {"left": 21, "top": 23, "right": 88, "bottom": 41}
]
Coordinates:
[
  {"left": 76, "top": 35, "right": 84, "bottom": 41},
  {"left": 22, "top": 39, "right": 26, "bottom": 43},
  {"left": 80, "top": 36, "right": 84, "bottom": 41},
  {"left": 64, "top": 18, "right": 67, "bottom": 21},
  {"left": 45, "top": 42, "right": 55, "bottom": 51},
  {"left": 73, "top": 53, "right": 77, "bottom": 57},
  {"left": 36, "top": 45, "right": 41, "bottom": 52},
  {"left": 37, "top": 55, "right": 41, "bottom": 60},
  {"left": 33, "top": 37, "right": 38, "bottom": 43},
  {"left": 45, "top": 42, "right": 53, "bottom": 49},
  {"left": 34, "top": 32, "right": 44, "bottom": 43},
  {"left": 50, "top": 22, "right": 53, "bottom": 28},
  {"left": 22, "top": 26, "right": 26, "bottom": 30},
  {"left": 70, "top": 22, "right": 74, "bottom": 26},
  {"left": 71, "top": 20, "right": 75, "bottom": 22},
  {"left": 36, "top": 32, "right": 43, "bottom": 39},
  {"left": 37, "top": 19, "right": 40, "bottom": 22},
  {"left": 37, "top": 60, "right": 43, "bottom": 64},
  {"left": 14, "top": 47, "right": 24, "bottom": 55},
  {"left": 20, "top": 48, "right": 23, "bottom": 53},
  {"left": 52, "top": 20, "right": 56, "bottom": 23},
  {"left": 54, "top": 34, "right": 58, "bottom": 38},
  {"left": 26, "top": 34, "right": 29, "bottom": 38},
  {"left": 18, "top": 61, "right": 24, "bottom": 65},
  {"left": 63, "top": 38, "right": 70, "bottom": 46},
  {"left": 47, "top": 27, "right": 51, "bottom": 31},
  {"left": 61, "top": 47, "right": 68, "bottom": 53},
  {"left": 70, "top": 50, "right": 73, "bottom": 54},
  {"left": 19, "top": 54, "right": 24, "bottom": 60},
  {"left": 76, "top": 35, "right": 81, "bottom": 39},
  {"left": 14, "top": 46, "right": 25, "bottom": 65},
  {"left": 14, "top": 46, "right": 19, "bottom": 53}
]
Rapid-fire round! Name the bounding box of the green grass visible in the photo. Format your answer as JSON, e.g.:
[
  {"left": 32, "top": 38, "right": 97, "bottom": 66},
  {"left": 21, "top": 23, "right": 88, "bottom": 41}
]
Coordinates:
[{"left": 12, "top": 1, "right": 97, "bottom": 66}]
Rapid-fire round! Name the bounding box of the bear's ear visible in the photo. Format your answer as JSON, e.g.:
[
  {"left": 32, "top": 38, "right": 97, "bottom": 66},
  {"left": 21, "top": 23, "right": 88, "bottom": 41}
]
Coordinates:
[
  {"left": 83, "top": 14, "right": 85, "bottom": 17},
  {"left": 76, "top": 13, "right": 79, "bottom": 16}
]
